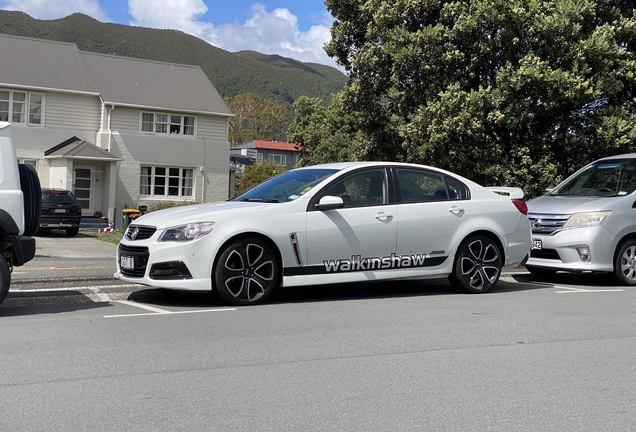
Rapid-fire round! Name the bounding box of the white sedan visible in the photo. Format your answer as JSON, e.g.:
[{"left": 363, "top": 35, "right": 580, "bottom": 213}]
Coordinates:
[{"left": 115, "top": 162, "right": 531, "bottom": 305}]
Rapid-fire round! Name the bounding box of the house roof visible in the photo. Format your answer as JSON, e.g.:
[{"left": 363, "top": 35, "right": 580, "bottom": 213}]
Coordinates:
[
  {"left": 0, "top": 35, "right": 99, "bottom": 94},
  {"left": 80, "top": 52, "right": 232, "bottom": 116},
  {"left": 252, "top": 140, "right": 300, "bottom": 152},
  {"left": 0, "top": 34, "right": 232, "bottom": 116},
  {"left": 44, "top": 136, "right": 123, "bottom": 161}
]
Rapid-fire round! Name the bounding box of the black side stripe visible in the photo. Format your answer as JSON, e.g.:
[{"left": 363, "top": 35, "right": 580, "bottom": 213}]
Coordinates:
[{"left": 283, "top": 256, "right": 448, "bottom": 277}]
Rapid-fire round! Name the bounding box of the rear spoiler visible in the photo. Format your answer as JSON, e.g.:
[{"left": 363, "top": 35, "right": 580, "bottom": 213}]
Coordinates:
[{"left": 486, "top": 187, "right": 524, "bottom": 200}]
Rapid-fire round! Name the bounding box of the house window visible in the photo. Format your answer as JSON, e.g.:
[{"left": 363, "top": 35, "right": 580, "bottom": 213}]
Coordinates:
[
  {"left": 140, "top": 112, "right": 196, "bottom": 136},
  {"left": 19, "top": 159, "right": 38, "bottom": 169},
  {"left": 0, "top": 90, "right": 43, "bottom": 125},
  {"left": 257, "top": 152, "right": 263, "bottom": 162},
  {"left": 140, "top": 166, "right": 194, "bottom": 198},
  {"left": 269, "top": 154, "right": 286, "bottom": 166}
]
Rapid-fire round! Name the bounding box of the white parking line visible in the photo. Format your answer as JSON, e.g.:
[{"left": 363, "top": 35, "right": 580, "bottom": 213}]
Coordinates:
[
  {"left": 103, "top": 300, "right": 237, "bottom": 318},
  {"left": 554, "top": 286, "right": 625, "bottom": 293},
  {"left": 12, "top": 284, "right": 141, "bottom": 292}
]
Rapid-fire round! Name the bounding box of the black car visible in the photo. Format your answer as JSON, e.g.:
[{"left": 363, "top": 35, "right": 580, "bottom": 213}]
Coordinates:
[{"left": 39, "top": 189, "right": 82, "bottom": 236}]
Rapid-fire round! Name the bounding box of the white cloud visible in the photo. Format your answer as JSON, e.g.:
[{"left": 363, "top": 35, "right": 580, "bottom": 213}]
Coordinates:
[
  {"left": 128, "top": 1, "right": 339, "bottom": 70},
  {"left": 0, "top": 0, "right": 109, "bottom": 21}
]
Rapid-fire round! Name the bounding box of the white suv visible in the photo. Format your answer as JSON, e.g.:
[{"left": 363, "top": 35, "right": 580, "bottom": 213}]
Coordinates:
[{"left": 0, "top": 122, "right": 41, "bottom": 304}]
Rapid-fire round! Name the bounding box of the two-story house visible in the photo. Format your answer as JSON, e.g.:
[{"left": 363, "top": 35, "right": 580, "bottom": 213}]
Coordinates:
[
  {"left": 0, "top": 34, "right": 232, "bottom": 228},
  {"left": 231, "top": 140, "right": 300, "bottom": 171}
]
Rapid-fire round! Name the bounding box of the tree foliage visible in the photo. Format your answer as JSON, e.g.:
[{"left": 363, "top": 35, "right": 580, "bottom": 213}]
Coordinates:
[
  {"left": 322, "top": 0, "right": 636, "bottom": 197},
  {"left": 225, "top": 94, "right": 292, "bottom": 146},
  {"left": 287, "top": 94, "right": 357, "bottom": 166},
  {"left": 234, "top": 160, "right": 287, "bottom": 196}
]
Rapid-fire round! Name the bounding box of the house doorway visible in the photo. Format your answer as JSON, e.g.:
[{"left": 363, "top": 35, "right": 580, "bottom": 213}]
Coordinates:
[{"left": 74, "top": 167, "right": 92, "bottom": 215}]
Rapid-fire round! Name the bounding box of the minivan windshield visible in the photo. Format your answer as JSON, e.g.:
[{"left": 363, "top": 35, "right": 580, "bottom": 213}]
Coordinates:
[
  {"left": 232, "top": 168, "right": 338, "bottom": 202},
  {"left": 550, "top": 158, "right": 636, "bottom": 197}
]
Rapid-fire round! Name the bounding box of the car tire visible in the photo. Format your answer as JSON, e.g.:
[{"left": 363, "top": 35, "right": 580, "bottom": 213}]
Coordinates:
[
  {"left": 0, "top": 256, "right": 10, "bottom": 305},
  {"left": 449, "top": 234, "right": 502, "bottom": 293},
  {"left": 214, "top": 237, "right": 278, "bottom": 306},
  {"left": 66, "top": 227, "right": 80, "bottom": 237},
  {"left": 18, "top": 164, "right": 42, "bottom": 237},
  {"left": 525, "top": 265, "right": 557, "bottom": 279},
  {"left": 613, "top": 239, "right": 636, "bottom": 286}
]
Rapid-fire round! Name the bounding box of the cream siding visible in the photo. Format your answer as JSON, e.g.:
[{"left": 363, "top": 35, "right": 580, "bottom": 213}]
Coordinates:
[
  {"left": 109, "top": 106, "right": 140, "bottom": 133},
  {"left": 43, "top": 91, "right": 100, "bottom": 131},
  {"left": 197, "top": 116, "right": 229, "bottom": 141}
]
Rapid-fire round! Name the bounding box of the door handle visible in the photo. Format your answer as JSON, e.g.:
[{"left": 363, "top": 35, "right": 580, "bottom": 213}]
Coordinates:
[
  {"left": 449, "top": 206, "right": 465, "bottom": 214},
  {"left": 375, "top": 212, "right": 393, "bottom": 221}
]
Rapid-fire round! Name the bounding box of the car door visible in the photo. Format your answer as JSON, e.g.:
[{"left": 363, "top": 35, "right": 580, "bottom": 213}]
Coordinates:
[
  {"left": 394, "top": 167, "right": 470, "bottom": 266},
  {"left": 305, "top": 167, "right": 398, "bottom": 276}
]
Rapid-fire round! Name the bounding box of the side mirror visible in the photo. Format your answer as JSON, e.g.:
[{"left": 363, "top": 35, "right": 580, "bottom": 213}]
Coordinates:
[{"left": 315, "top": 195, "right": 345, "bottom": 210}]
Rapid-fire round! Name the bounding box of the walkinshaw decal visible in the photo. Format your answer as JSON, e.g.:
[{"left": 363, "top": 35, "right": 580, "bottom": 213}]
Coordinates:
[{"left": 283, "top": 254, "right": 448, "bottom": 277}]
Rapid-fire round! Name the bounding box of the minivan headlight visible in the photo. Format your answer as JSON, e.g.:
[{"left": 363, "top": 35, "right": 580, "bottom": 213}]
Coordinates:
[
  {"left": 159, "top": 222, "right": 215, "bottom": 241},
  {"left": 562, "top": 211, "right": 611, "bottom": 229}
]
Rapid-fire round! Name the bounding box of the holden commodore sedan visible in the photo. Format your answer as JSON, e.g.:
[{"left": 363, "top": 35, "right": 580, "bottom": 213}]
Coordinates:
[{"left": 115, "top": 162, "right": 531, "bottom": 305}]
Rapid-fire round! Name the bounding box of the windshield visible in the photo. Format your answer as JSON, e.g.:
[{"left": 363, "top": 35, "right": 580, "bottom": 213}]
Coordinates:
[
  {"left": 232, "top": 168, "right": 338, "bottom": 202},
  {"left": 550, "top": 159, "right": 636, "bottom": 197}
]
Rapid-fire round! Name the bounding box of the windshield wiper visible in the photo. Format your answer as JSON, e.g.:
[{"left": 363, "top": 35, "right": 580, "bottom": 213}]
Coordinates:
[{"left": 237, "top": 198, "right": 282, "bottom": 203}]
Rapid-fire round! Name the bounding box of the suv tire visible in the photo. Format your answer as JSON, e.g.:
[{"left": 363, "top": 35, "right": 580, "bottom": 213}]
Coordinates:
[
  {"left": 0, "top": 256, "right": 10, "bottom": 305},
  {"left": 18, "top": 164, "right": 42, "bottom": 237}
]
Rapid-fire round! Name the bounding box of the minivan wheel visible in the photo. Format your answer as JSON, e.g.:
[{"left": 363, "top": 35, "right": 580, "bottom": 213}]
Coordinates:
[
  {"left": 66, "top": 227, "right": 80, "bottom": 236},
  {"left": 525, "top": 265, "right": 558, "bottom": 279},
  {"left": 614, "top": 239, "right": 636, "bottom": 286}
]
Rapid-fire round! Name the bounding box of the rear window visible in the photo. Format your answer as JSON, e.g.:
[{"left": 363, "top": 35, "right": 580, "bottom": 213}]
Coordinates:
[{"left": 42, "top": 190, "right": 78, "bottom": 205}]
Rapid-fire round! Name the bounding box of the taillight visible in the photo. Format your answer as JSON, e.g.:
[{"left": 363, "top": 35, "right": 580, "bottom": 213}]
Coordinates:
[
  {"left": 78, "top": 205, "right": 83, "bottom": 213},
  {"left": 512, "top": 199, "right": 528, "bottom": 215}
]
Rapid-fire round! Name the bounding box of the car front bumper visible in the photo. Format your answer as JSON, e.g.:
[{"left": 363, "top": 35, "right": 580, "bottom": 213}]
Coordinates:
[
  {"left": 114, "top": 236, "right": 220, "bottom": 292},
  {"left": 526, "top": 225, "right": 614, "bottom": 272}
]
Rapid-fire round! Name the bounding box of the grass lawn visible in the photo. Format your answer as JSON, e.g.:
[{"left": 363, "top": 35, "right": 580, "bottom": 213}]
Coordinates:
[{"left": 79, "top": 230, "right": 124, "bottom": 245}]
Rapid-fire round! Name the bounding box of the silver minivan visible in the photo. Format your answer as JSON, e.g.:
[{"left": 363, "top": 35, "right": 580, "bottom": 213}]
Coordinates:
[{"left": 526, "top": 153, "right": 636, "bottom": 284}]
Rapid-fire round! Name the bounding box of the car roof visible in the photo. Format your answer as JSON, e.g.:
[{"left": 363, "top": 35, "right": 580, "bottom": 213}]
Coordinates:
[
  {"left": 596, "top": 153, "right": 636, "bottom": 162},
  {"left": 299, "top": 161, "right": 443, "bottom": 171},
  {"left": 42, "top": 188, "right": 73, "bottom": 193}
]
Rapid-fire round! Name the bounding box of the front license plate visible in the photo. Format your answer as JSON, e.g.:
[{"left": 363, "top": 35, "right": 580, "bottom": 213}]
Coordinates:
[
  {"left": 120, "top": 255, "right": 135, "bottom": 270},
  {"left": 532, "top": 239, "right": 542, "bottom": 250},
  {"left": 54, "top": 208, "right": 67, "bottom": 213}
]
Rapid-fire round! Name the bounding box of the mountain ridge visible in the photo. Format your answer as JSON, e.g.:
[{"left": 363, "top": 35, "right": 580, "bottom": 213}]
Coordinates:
[{"left": 0, "top": 10, "right": 348, "bottom": 108}]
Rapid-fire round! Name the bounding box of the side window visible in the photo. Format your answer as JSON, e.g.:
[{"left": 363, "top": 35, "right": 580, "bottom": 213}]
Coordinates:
[
  {"left": 322, "top": 168, "right": 388, "bottom": 208},
  {"left": 396, "top": 168, "right": 446, "bottom": 203},
  {"left": 445, "top": 175, "right": 468, "bottom": 200}
]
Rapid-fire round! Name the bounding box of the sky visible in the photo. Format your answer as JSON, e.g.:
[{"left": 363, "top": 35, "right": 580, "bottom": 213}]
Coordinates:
[{"left": 0, "top": 0, "right": 341, "bottom": 70}]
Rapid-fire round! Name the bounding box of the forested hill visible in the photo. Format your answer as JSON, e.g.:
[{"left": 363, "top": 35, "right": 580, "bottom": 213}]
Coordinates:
[{"left": 0, "top": 10, "right": 348, "bottom": 107}]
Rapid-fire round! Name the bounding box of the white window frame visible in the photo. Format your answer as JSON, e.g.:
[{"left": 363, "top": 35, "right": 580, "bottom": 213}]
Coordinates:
[
  {"left": 19, "top": 159, "right": 38, "bottom": 170},
  {"left": 139, "top": 111, "right": 196, "bottom": 137},
  {"left": 0, "top": 89, "right": 44, "bottom": 126},
  {"left": 256, "top": 152, "right": 263, "bottom": 163},
  {"left": 140, "top": 166, "right": 195, "bottom": 198},
  {"left": 269, "top": 154, "right": 287, "bottom": 166}
]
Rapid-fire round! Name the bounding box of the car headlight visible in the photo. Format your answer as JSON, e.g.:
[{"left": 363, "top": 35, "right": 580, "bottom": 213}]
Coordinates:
[
  {"left": 159, "top": 222, "right": 215, "bottom": 241},
  {"left": 562, "top": 211, "right": 611, "bottom": 229}
]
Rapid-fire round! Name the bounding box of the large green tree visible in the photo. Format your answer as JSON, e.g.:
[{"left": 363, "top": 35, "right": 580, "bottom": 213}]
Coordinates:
[
  {"left": 287, "top": 94, "right": 357, "bottom": 166},
  {"left": 225, "top": 94, "right": 291, "bottom": 146},
  {"left": 323, "top": 0, "right": 636, "bottom": 197}
]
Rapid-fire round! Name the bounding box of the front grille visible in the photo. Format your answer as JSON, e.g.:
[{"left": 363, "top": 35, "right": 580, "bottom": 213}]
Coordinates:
[
  {"left": 530, "top": 248, "right": 561, "bottom": 260},
  {"left": 527, "top": 213, "right": 570, "bottom": 235},
  {"left": 125, "top": 225, "right": 157, "bottom": 240},
  {"left": 118, "top": 244, "right": 149, "bottom": 277}
]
